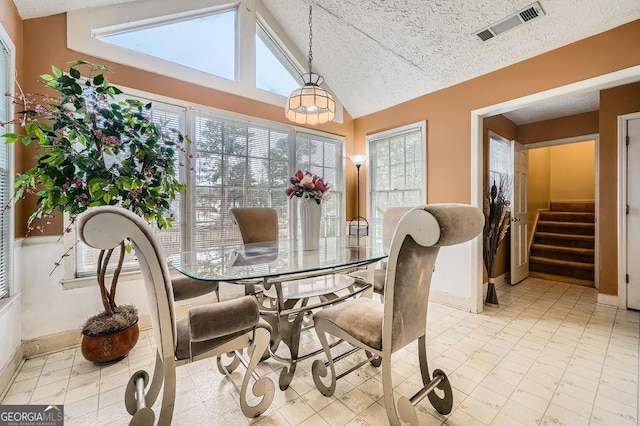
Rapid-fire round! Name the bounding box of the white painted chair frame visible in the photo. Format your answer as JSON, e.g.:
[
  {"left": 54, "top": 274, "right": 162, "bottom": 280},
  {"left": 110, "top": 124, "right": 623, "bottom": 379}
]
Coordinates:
[
  {"left": 311, "top": 205, "right": 484, "bottom": 425},
  {"left": 78, "top": 207, "right": 274, "bottom": 425}
]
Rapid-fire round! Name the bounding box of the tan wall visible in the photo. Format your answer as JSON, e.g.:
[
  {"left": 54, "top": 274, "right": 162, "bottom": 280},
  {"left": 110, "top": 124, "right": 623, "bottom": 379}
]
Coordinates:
[
  {"left": 549, "top": 141, "right": 595, "bottom": 200},
  {"left": 528, "top": 147, "right": 551, "bottom": 242},
  {"left": 519, "top": 111, "right": 599, "bottom": 145},
  {"left": 354, "top": 20, "right": 640, "bottom": 296},
  {"left": 18, "top": 14, "right": 354, "bottom": 236},
  {"left": 598, "top": 81, "right": 640, "bottom": 294},
  {"left": 12, "top": 13, "right": 640, "bottom": 296}
]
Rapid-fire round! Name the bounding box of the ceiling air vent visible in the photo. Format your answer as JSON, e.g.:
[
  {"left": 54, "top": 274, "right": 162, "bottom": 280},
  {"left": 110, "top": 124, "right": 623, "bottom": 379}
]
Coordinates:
[{"left": 474, "top": 1, "right": 545, "bottom": 42}]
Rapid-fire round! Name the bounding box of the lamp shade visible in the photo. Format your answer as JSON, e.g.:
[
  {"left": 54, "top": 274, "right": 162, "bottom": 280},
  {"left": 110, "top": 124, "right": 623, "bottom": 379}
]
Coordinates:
[
  {"left": 285, "top": 73, "right": 335, "bottom": 125},
  {"left": 349, "top": 155, "right": 367, "bottom": 166}
]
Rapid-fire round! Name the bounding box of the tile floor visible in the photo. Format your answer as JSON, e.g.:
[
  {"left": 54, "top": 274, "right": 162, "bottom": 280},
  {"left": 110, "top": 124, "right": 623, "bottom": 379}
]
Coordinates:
[{"left": 2, "top": 277, "right": 639, "bottom": 425}]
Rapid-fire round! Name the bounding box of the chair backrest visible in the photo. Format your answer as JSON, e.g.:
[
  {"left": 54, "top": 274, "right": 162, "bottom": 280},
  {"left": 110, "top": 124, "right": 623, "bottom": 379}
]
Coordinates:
[
  {"left": 382, "top": 204, "right": 484, "bottom": 353},
  {"left": 78, "top": 206, "right": 177, "bottom": 362},
  {"left": 382, "top": 207, "right": 413, "bottom": 255},
  {"left": 230, "top": 207, "right": 279, "bottom": 244}
]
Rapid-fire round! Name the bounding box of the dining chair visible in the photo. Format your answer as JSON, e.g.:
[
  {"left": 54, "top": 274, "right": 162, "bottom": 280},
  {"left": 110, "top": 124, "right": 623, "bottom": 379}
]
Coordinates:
[
  {"left": 350, "top": 206, "right": 413, "bottom": 300},
  {"left": 311, "top": 204, "right": 484, "bottom": 425},
  {"left": 78, "top": 206, "right": 275, "bottom": 425}
]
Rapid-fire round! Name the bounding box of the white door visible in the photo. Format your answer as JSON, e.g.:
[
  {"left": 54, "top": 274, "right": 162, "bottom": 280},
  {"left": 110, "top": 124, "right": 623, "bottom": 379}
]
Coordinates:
[
  {"left": 627, "top": 118, "right": 640, "bottom": 309},
  {"left": 511, "top": 141, "right": 529, "bottom": 284}
]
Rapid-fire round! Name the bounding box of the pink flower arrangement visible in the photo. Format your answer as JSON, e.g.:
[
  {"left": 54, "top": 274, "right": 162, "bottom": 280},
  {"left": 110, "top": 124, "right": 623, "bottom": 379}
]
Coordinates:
[{"left": 285, "top": 170, "right": 331, "bottom": 205}]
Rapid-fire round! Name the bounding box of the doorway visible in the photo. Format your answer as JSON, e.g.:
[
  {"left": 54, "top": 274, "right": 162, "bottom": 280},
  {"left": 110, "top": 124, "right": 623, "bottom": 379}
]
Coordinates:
[
  {"left": 526, "top": 138, "right": 598, "bottom": 288},
  {"left": 471, "top": 66, "right": 640, "bottom": 313}
]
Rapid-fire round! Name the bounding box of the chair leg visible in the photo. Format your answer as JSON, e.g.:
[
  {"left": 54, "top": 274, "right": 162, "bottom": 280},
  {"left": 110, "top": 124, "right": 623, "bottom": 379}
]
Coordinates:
[
  {"left": 381, "top": 357, "right": 401, "bottom": 426},
  {"left": 216, "top": 352, "right": 241, "bottom": 374},
  {"left": 125, "top": 351, "right": 175, "bottom": 426},
  {"left": 239, "top": 327, "right": 275, "bottom": 418},
  {"left": 311, "top": 319, "right": 337, "bottom": 396}
]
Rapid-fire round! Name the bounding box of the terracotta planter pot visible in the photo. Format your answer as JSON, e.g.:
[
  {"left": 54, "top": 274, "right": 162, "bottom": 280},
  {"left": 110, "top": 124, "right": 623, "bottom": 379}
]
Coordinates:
[{"left": 81, "top": 318, "right": 139, "bottom": 365}]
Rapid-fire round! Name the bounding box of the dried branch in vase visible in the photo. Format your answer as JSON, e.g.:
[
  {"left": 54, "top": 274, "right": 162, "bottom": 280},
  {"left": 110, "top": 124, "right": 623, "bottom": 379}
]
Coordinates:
[{"left": 483, "top": 176, "right": 511, "bottom": 279}]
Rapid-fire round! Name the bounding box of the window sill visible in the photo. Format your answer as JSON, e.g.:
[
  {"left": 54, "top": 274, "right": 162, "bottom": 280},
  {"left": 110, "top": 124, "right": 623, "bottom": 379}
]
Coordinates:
[
  {"left": 0, "top": 294, "right": 20, "bottom": 317},
  {"left": 61, "top": 270, "right": 145, "bottom": 290}
]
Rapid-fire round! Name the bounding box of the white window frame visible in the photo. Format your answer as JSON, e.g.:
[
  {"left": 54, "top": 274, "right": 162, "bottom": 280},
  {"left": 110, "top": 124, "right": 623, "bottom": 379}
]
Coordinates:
[
  {"left": 0, "top": 23, "right": 15, "bottom": 299},
  {"left": 488, "top": 131, "right": 513, "bottom": 201},
  {"left": 366, "top": 121, "right": 427, "bottom": 239},
  {"left": 62, "top": 87, "right": 345, "bottom": 285},
  {"left": 66, "top": 0, "right": 343, "bottom": 122}
]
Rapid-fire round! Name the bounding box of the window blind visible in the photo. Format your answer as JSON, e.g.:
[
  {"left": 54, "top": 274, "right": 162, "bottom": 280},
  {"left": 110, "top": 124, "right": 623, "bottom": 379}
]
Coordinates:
[
  {"left": 192, "top": 112, "right": 294, "bottom": 249},
  {"left": 369, "top": 126, "right": 424, "bottom": 239},
  {"left": 0, "top": 39, "right": 11, "bottom": 298}
]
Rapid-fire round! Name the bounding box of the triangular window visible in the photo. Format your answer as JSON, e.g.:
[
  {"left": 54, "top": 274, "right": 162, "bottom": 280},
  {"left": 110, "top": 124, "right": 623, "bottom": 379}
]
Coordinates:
[
  {"left": 256, "top": 22, "right": 300, "bottom": 97},
  {"left": 100, "top": 9, "right": 236, "bottom": 81}
]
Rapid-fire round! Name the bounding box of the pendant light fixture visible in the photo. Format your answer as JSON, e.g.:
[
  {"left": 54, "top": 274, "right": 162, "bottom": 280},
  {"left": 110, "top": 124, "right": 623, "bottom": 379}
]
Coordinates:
[{"left": 285, "top": 6, "right": 335, "bottom": 125}]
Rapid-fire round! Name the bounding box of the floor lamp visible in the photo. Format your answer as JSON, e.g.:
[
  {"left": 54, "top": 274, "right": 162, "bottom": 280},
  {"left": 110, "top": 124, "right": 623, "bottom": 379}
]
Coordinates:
[{"left": 348, "top": 155, "right": 369, "bottom": 245}]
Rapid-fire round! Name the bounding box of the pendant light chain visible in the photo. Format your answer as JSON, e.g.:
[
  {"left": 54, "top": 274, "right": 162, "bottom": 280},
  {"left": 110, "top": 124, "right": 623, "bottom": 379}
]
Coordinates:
[{"left": 308, "top": 5, "right": 313, "bottom": 73}]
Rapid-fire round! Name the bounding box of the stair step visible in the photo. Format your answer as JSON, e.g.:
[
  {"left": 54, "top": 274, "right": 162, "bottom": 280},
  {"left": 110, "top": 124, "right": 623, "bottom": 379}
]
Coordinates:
[
  {"left": 530, "top": 256, "right": 594, "bottom": 281},
  {"left": 529, "top": 256, "right": 593, "bottom": 270},
  {"left": 550, "top": 201, "right": 595, "bottom": 213},
  {"left": 539, "top": 211, "right": 595, "bottom": 223},
  {"left": 529, "top": 271, "right": 594, "bottom": 287},
  {"left": 537, "top": 220, "right": 595, "bottom": 236},
  {"left": 531, "top": 244, "right": 594, "bottom": 263},
  {"left": 534, "top": 232, "right": 594, "bottom": 249},
  {"left": 531, "top": 244, "right": 594, "bottom": 255}
]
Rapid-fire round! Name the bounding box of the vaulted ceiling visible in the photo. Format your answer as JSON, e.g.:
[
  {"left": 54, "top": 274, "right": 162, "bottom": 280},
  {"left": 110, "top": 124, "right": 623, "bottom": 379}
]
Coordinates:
[{"left": 11, "top": 0, "right": 640, "bottom": 122}]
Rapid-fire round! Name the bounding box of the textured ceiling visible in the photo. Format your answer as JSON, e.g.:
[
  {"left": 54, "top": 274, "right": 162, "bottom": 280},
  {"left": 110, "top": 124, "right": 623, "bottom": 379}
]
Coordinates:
[
  {"left": 11, "top": 0, "right": 640, "bottom": 120},
  {"left": 503, "top": 91, "right": 600, "bottom": 125}
]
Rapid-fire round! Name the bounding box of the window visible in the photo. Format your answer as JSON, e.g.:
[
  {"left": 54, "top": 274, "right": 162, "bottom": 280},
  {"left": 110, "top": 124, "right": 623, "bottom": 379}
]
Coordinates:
[
  {"left": 99, "top": 9, "right": 236, "bottom": 81},
  {"left": 295, "top": 132, "right": 343, "bottom": 238},
  {"left": 488, "top": 132, "right": 511, "bottom": 187},
  {"left": 191, "top": 112, "right": 294, "bottom": 248},
  {"left": 70, "top": 95, "right": 344, "bottom": 280},
  {"left": 67, "top": 1, "right": 342, "bottom": 120},
  {"left": 256, "top": 23, "right": 300, "bottom": 97},
  {"left": 0, "top": 31, "right": 13, "bottom": 298},
  {"left": 368, "top": 122, "right": 426, "bottom": 239}
]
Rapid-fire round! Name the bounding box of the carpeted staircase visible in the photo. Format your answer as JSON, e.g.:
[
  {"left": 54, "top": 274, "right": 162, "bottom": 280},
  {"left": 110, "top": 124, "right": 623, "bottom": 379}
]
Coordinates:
[{"left": 529, "top": 201, "right": 595, "bottom": 286}]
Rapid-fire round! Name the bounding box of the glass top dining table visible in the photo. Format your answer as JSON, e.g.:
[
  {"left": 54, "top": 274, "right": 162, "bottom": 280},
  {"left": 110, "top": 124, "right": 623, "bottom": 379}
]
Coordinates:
[
  {"left": 168, "top": 236, "right": 387, "bottom": 391},
  {"left": 168, "top": 236, "right": 387, "bottom": 284}
]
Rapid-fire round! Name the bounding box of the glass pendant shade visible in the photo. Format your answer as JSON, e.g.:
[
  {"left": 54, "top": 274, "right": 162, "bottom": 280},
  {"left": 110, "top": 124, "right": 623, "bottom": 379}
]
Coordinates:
[{"left": 285, "top": 72, "right": 336, "bottom": 125}]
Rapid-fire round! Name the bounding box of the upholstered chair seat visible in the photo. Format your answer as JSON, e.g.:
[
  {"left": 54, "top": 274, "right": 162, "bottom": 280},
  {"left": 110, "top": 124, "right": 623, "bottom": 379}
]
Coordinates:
[{"left": 171, "top": 275, "right": 220, "bottom": 302}]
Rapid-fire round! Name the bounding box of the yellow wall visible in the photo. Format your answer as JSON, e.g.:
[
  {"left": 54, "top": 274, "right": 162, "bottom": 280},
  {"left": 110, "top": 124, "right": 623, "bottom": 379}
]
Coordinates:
[
  {"left": 528, "top": 147, "right": 551, "bottom": 241},
  {"left": 549, "top": 141, "right": 595, "bottom": 200}
]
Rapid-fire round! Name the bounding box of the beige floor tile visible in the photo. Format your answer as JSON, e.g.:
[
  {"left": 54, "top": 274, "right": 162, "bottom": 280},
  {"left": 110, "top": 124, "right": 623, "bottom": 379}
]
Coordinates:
[
  {"left": 278, "top": 396, "right": 316, "bottom": 424},
  {"left": 540, "top": 403, "right": 589, "bottom": 426},
  {"left": 318, "top": 399, "right": 357, "bottom": 426}
]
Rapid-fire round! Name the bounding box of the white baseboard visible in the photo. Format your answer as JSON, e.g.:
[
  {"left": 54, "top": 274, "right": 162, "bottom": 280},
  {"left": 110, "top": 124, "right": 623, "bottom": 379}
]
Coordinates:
[
  {"left": 597, "top": 293, "right": 621, "bottom": 308},
  {"left": 0, "top": 347, "right": 23, "bottom": 401},
  {"left": 429, "top": 290, "right": 472, "bottom": 311}
]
